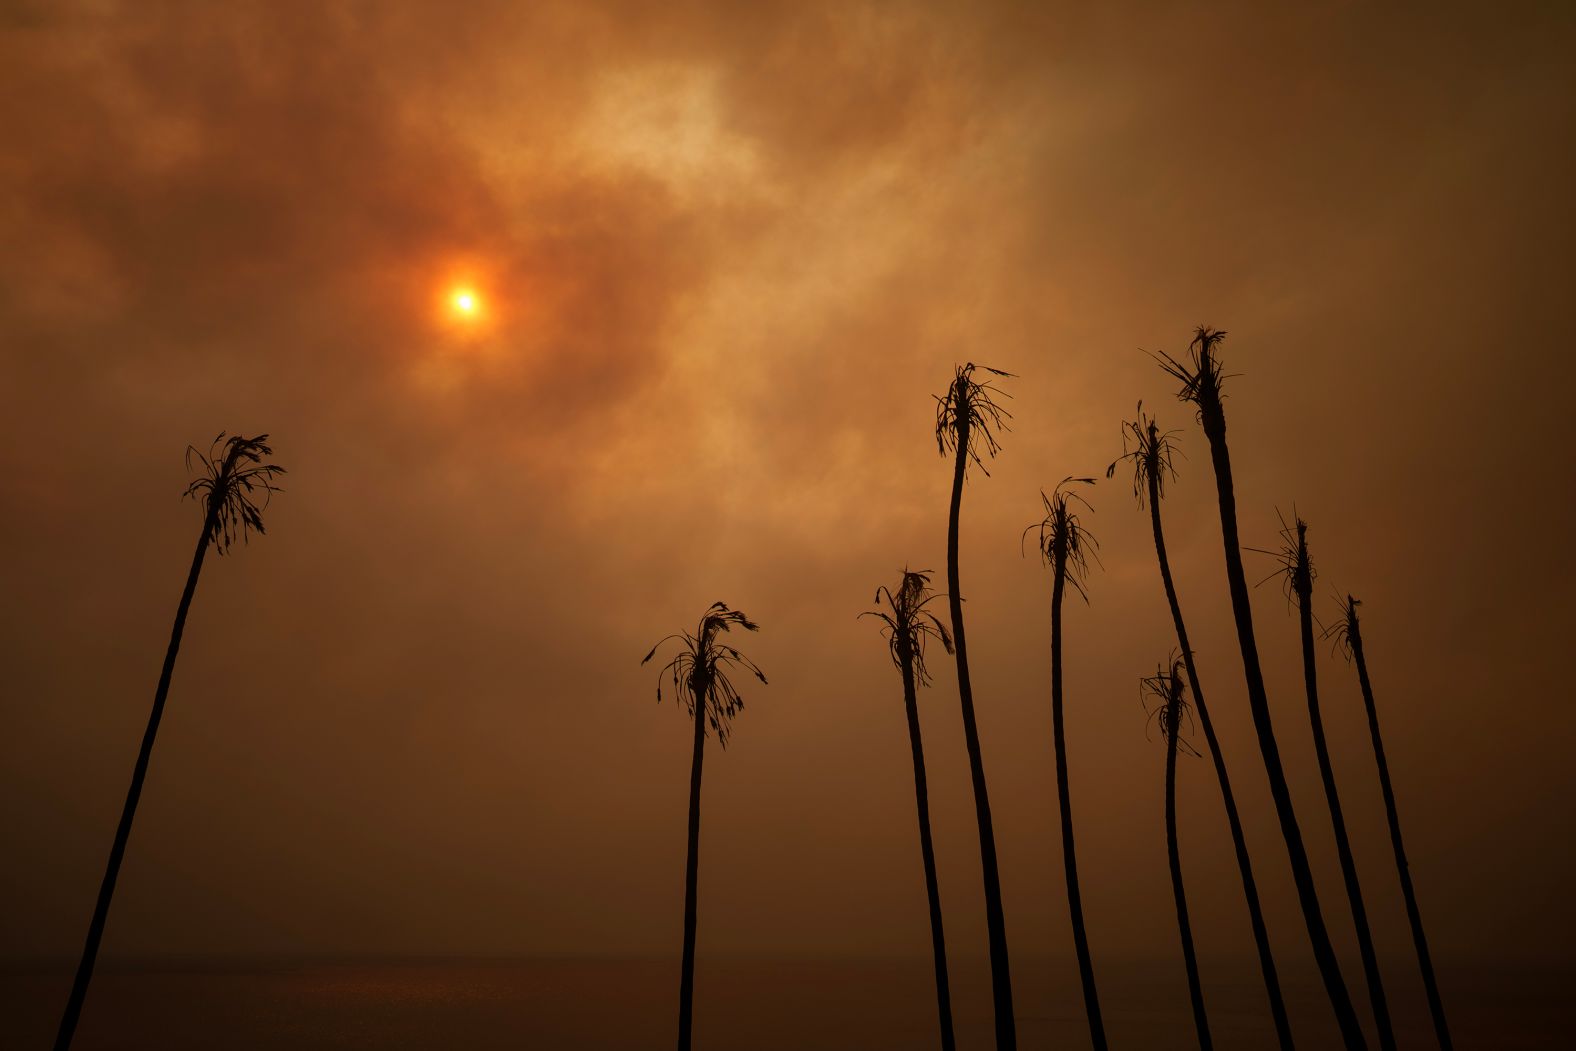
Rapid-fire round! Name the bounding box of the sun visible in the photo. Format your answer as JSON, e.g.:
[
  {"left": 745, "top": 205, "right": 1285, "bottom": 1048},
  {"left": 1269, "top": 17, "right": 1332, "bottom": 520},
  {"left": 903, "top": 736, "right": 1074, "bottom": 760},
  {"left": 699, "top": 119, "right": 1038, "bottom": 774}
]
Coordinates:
[{"left": 449, "top": 288, "right": 480, "bottom": 317}]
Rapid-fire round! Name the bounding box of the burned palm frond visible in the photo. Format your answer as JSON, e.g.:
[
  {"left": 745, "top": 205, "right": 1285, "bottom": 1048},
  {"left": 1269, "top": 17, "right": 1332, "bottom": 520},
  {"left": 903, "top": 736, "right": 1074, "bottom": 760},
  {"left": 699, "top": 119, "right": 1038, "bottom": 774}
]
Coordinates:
[
  {"left": 1322, "top": 592, "right": 1364, "bottom": 661},
  {"left": 1153, "top": 326, "right": 1238, "bottom": 418},
  {"left": 1140, "top": 655, "right": 1201, "bottom": 758},
  {"left": 1250, "top": 510, "right": 1315, "bottom": 614},
  {"left": 934, "top": 362, "right": 1015, "bottom": 478},
  {"left": 642, "top": 602, "right": 767, "bottom": 748},
  {"left": 862, "top": 568, "right": 954, "bottom": 688},
  {"left": 1026, "top": 477, "right": 1101, "bottom": 602},
  {"left": 1105, "top": 402, "right": 1184, "bottom": 508},
  {"left": 183, "top": 433, "right": 286, "bottom": 554}
]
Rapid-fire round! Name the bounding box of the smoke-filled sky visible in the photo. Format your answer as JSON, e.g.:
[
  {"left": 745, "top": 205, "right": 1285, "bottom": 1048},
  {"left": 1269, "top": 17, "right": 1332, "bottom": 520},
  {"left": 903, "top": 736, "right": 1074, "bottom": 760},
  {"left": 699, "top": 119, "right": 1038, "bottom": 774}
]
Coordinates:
[{"left": 3, "top": 0, "right": 1573, "bottom": 1000}]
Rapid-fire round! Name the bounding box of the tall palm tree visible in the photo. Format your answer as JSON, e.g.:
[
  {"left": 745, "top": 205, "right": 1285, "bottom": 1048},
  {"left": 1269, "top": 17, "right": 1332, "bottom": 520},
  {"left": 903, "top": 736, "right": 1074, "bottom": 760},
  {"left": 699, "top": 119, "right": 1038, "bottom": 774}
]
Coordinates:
[
  {"left": 1266, "top": 520, "right": 1394, "bottom": 1049},
  {"left": 1109, "top": 409, "right": 1294, "bottom": 1048},
  {"left": 642, "top": 602, "right": 768, "bottom": 1051},
  {"left": 1028, "top": 477, "right": 1107, "bottom": 1050},
  {"left": 1141, "top": 656, "right": 1213, "bottom": 1051},
  {"left": 934, "top": 361, "right": 1017, "bottom": 1049},
  {"left": 55, "top": 433, "right": 285, "bottom": 1051},
  {"left": 863, "top": 568, "right": 958, "bottom": 1051},
  {"left": 1158, "top": 328, "right": 1367, "bottom": 1050},
  {"left": 1328, "top": 596, "right": 1453, "bottom": 1050}
]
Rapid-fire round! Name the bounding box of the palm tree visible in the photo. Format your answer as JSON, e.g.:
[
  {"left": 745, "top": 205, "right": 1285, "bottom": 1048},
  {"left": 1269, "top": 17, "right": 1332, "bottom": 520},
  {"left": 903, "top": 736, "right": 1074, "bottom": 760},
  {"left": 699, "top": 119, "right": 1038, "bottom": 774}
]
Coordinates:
[
  {"left": 1108, "top": 409, "right": 1294, "bottom": 1048},
  {"left": 1141, "top": 656, "right": 1213, "bottom": 1051},
  {"left": 934, "top": 361, "right": 1017, "bottom": 1049},
  {"left": 55, "top": 433, "right": 285, "bottom": 1051},
  {"left": 642, "top": 602, "right": 768, "bottom": 1051},
  {"left": 863, "top": 569, "right": 958, "bottom": 1051},
  {"left": 1157, "top": 328, "right": 1367, "bottom": 1050},
  {"left": 1028, "top": 477, "right": 1107, "bottom": 1050},
  {"left": 1328, "top": 596, "right": 1453, "bottom": 1050},
  {"left": 1265, "top": 520, "right": 1394, "bottom": 1049}
]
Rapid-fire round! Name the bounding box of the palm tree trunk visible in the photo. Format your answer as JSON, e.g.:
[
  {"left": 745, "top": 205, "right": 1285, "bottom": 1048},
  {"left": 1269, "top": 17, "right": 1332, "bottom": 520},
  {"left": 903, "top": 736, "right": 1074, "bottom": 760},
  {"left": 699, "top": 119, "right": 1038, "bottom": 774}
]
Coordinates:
[
  {"left": 1294, "top": 567, "right": 1394, "bottom": 1050},
  {"left": 900, "top": 642, "right": 956, "bottom": 1051},
  {"left": 1148, "top": 472, "right": 1294, "bottom": 1048},
  {"left": 1346, "top": 606, "right": 1452, "bottom": 1049},
  {"left": 676, "top": 673, "right": 708, "bottom": 1051},
  {"left": 945, "top": 410, "right": 1017, "bottom": 1050},
  {"left": 1166, "top": 686, "right": 1213, "bottom": 1051},
  {"left": 1196, "top": 400, "right": 1367, "bottom": 1050},
  {"left": 1051, "top": 553, "right": 1107, "bottom": 1050},
  {"left": 55, "top": 513, "right": 216, "bottom": 1051}
]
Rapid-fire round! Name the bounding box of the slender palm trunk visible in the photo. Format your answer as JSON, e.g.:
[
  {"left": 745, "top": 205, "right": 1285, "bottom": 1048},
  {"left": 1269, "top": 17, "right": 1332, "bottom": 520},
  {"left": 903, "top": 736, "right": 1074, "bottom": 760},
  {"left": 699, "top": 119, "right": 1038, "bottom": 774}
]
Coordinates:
[
  {"left": 1148, "top": 471, "right": 1294, "bottom": 1048},
  {"left": 1196, "top": 396, "right": 1367, "bottom": 1049},
  {"left": 676, "top": 671, "right": 709, "bottom": 1051},
  {"left": 1292, "top": 540, "right": 1394, "bottom": 1050},
  {"left": 1165, "top": 684, "right": 1213, "bottom": 1051},
  {"left": 1050, "top": 550, "right": 1107, "bottom": 1050},
  {"left": 900, "top": 640, "right": 956, "bottom": 1051},
  {"left": 1345, "top": 604, "right": 1452, "bottom": 1050},
  {"left": 55, "top": 508, "right": 217, "bottom": 1051},
  {"left": 945, "top": 407, "right": 1017, "bottom": 1050}
]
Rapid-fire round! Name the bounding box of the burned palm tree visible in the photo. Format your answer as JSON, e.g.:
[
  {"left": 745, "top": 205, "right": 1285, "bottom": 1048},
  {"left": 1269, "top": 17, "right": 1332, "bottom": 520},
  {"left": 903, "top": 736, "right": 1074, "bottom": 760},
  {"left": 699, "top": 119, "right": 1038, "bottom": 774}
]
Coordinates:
[
  {"left": 1108, "top": 408, "right": 1293, "bottom": 1048},
  {"left": 1263, "top": 520, "right": 1394, "bottom": 1049},
  {"left": 642, "top": 602, "right": 768, "bottom": 1051},
  {"left": 863, "top": 569, "right": 958, "bottom": 1051},
  {"left": 1141, "top": 656, "right": 1213, "bottom": 1051},
  {"left": 934, "top": 361, "right": 1018, "bottom": 1049},
  {"left": 1028, "top": 477, "right": 1107, "bottom": 1051},
  {"left": 1158, "top": 328, "right": 1366, "bottom": 1049},
  {"left": 1328, "top": 596, "right": 1453, "bottom": 1050},
  {"left": 55, "top": 434, "right": 285, "bottom": 1051}
]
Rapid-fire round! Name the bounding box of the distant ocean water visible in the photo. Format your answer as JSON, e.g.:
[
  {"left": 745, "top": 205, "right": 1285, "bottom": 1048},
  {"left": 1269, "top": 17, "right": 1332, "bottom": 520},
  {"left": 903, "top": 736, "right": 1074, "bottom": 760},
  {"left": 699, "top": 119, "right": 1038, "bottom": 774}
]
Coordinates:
[{"left": 2, "top": 956, "right": 1562, "bottom": 1049}]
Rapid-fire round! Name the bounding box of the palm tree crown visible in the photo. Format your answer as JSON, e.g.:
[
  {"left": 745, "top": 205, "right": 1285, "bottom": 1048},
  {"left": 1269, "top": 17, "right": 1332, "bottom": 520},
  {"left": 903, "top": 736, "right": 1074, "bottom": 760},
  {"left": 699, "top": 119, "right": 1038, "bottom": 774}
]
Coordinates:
[
  {"left": 183, "top": 433, "right": 285, "bottom": 552},
  {"left": 1028, "top": 477, "right": 1100, "bottom": 597},
  {"left": 863, "top": 569, "right": 954, "bottom": 686},
  {"left": 643, "top": 602, "right": 767, "bottom": 747},
  {"left": 935, "top": 362, "right": 1015, "bottom": 476}
]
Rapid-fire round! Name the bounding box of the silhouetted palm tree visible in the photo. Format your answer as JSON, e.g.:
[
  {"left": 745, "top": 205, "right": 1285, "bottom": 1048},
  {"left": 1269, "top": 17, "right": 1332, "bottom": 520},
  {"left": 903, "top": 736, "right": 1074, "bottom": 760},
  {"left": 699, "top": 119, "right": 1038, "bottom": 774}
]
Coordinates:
[
  {"left": 864, "top": 568, "right": 958, "bottom": 1051},
  {"left": 1328, "top": 596, "right": 1453, "bottom": 1050},
  {"left": 1109, "top": 409, "right": 1294, "bottom": 1048},
  {"left": 55, "top": 433, "right": 285, "bottom": 1051},
  {"left": 1158, "top": 328, "right": 1367, "bottom": 1050},
  {"left": 1265, "top": 520, "right": 1394, "bottom": 1049},
  {"left": 1029, "top": 477, "right": 1107, "bottom": 1051},
  {"left": 1141, "top": 656, "right": 1213, "bottom": 1051},
  {"left": 642, "top": 602, "right": 768, "bottom": 1051},
  {"left": 934, "top": 361, "right": 1018, "bottom": 1049}
]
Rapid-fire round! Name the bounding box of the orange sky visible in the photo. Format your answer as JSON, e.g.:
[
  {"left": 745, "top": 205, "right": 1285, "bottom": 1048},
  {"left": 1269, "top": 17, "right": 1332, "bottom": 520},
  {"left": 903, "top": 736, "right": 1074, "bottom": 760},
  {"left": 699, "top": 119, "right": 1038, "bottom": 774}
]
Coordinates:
[{"left": 2, "top": 0, "right": 1573, "bottom": 1011}]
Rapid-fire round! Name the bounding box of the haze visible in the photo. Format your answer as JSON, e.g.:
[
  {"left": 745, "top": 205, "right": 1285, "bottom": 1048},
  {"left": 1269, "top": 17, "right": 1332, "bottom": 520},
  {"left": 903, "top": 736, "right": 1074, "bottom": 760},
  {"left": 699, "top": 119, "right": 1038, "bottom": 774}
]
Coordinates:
[{"left": 2, "top": 0, "right": 1573, "bottom": 1034}]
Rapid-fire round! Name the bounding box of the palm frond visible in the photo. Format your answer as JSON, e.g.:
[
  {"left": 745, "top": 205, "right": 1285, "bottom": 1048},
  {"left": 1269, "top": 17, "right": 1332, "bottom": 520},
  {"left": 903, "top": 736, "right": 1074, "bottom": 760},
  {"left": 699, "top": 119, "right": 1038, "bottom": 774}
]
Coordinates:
[
  {"left": 182, "top": 433, "right": 286, "bottom": 554},
  {"left": 1026, "top": 477, "right": 1101, "bottom": 602},
  {"left": 641, "top": 602, "right": 766, "bottom": 747},
  {"left": 1139, "top": 654, "right": 1201, "bottom": 757},
  {"left": 861, "top": 567, "right": 953, "bottom": 687},
  {"left": 1105, "top": 402, "right": 1184, "bottom": 508},
  {"left": 934, "top": 362, "right": 1015, "bottom": 478},
  {"left": 1152, "top": 326, "right": 1238, "bottom": 420},
  {"left": 1322, "top": 592, "right": 1363, "bottom": 661}
]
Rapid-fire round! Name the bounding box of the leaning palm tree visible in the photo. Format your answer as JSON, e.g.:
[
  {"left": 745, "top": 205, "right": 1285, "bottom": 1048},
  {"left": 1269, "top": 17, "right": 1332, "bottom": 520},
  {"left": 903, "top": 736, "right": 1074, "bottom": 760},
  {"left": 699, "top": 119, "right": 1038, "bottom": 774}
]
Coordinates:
[
  {"left": 1141, "top": 656, "right": 1213, "bottom": 1051},
  {"left": 1264, "top": 519, "right": 1394, "bottom": 1049},
  {"left": 863, "top": 568, "right": 957, "bottom": 1051},
  {"left": 1158, "top": 328, "right": 1367, "bottom": 1050},
  {"left": 1108, "top": 409, "right": 1293, "bottom": 1048},
  {"left": 642, "top": 602, "right": 768, "bottom": 1051},
  {"left": 934, "top": 361, "right": 1018, "bottom": 1049},
  {"left": 1328, "top": 596, "right": 1453, "bottom": 1050},
  {"left": 1028, "top": 477, "right": 1107, "bottom": 1050},
  {"left": 55, "top": 433, "right": 285, "bottom": 1051}
]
